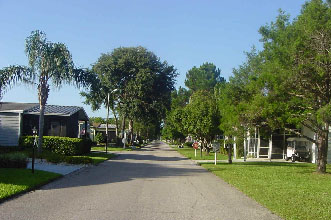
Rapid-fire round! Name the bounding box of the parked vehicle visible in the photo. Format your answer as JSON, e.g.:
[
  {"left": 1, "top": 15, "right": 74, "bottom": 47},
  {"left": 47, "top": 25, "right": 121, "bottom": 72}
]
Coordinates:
[{"left": 285, "top": 137, "right": 310, "bottom": 162}]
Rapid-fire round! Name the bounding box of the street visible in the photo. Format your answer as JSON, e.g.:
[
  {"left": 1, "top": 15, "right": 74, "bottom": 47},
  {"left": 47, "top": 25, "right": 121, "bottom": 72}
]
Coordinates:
[{"left": 0, "top": 141, "right": 280, "bottom": 220}]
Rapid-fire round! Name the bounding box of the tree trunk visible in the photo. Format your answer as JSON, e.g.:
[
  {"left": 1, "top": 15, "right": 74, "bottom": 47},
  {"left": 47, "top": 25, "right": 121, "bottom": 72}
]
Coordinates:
[
  {"left": 105, "top": 93, "right": 110, "bottom": 151},
  {"left": 129, "top": 119, "right": 134, "bottom": 145},
  {"left": 37, "top": 79, "right": 49, "bottom": 154},
  {"left": 110, "top": 101, "right": 119, "bottom": 137},
  {"left": 121, "top": 115, "right": 126, "bottom": 138},
  {"left": 38, "top": 104, "right": 45, "bottom": 153},
  {"left": 228, "top": 143, "right": 232, "bottom": 164},
  {"left": 317, "top": 126, "right": 328, "bottom": 173}
]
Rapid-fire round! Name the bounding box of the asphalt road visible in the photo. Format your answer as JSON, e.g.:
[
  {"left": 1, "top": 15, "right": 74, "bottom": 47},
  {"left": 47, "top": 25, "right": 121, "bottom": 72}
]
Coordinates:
[{"left": 0, "top": 141, "right": 281, "bottom": 220}]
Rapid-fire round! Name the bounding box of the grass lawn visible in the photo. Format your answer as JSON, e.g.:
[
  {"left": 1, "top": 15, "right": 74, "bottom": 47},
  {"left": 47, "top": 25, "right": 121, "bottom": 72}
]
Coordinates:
[
  {"left": 85, "top": 152, "right": 117, "bottom": 165},
  {"left": 171, "top": 145, "right": 228, "bottom": 160},
  {"left": 0, "top": 168, "right": 61, "bottom": 201},
  {"left": 6, "top": 149, "right": 116, "bottom": 165},
  {"left": 202, "top": 162, "right": 331, "bottom": 220},
  {"left": 91, "top": 146, "right": 132, "bottom": 152}
]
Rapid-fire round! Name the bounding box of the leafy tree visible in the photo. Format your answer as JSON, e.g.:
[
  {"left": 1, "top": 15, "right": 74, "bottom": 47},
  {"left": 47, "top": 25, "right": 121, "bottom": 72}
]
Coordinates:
[
  {"left": 0, "top": 30, "right": 91, "bottom": 152},
  {"left": 257, "top": 1, "right": 331, "bottom": 173},
  {"left": 82, "top": 47, "right": 177, "bottom": 143},
  {"left": 185, "top": 62, "right": 224, "bottom": 92},
  {"left": 227, "top": 1, "right": 330, "bottom": 173},
  {"left": 162, "top": 87, "right": 191, "bottom": 142},
  {"left": 183, "top": 90, "right": 220, "bottom": 154}
]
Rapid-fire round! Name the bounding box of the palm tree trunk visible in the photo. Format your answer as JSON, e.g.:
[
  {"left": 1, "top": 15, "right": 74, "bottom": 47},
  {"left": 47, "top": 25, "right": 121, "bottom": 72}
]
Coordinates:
[
  {"left": 38, "top": 103, "right": 45, "bottom": 153},
  {"left": 37, "top": 79, "right": 49, "bottom": 154}
]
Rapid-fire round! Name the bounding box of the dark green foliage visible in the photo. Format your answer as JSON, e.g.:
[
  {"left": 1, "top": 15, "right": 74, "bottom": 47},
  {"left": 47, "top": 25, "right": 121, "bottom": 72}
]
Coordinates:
[
  {"left": 185, "top": 62, "right": 224, "bottom": 92},
  {"left": 95, "top": 133, "right": 105, "bottom": 144},
  {"left": 82, "top": 46, "right": 178, "bottom": 141},
  {"left": 64, "top": 156, "right": 93, "bottom": 164},
  {"left": 0, "top": 153, "right": 28, "bottom": 168},
  {"left": 0, "top": 147, "right": 24, "bottom": 154},
  {"left": 19, "top": 136, "right": 92, "bottom": 156}
]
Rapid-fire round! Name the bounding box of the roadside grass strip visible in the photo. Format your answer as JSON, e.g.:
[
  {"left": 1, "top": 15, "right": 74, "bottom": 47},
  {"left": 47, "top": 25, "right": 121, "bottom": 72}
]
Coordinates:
[
  {"left": 0, "top": 168, "right": 61, "bottom": 201},
  {"left": 85, "top": 152, "right": 117, "bottom": 165},
  {"left": 171, "top": 145, "right": 228, "bottom": 160},
  {"left": 202, "top": 162, "right": 331, "bottom": 220},
  {"left": 91, "top": 146, "right": 132, "bottom": 152}
]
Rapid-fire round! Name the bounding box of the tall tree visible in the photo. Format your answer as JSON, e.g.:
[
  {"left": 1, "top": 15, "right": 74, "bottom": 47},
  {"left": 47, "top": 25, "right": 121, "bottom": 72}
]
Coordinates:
[
  {"left": 183, "top": 90, "right": 221, "bottom": 154},
  {"left": 162, "top": 87, "right": 191, "bottom": 142},
  {"left": 0, "top": 30, "right": 91, "bottom": 152},
  {"left": 236, "top": 0, "right": 331, "bottom": 173},
  {"left": 185, "top": 62, "right": 224, "bottom": 92},
  {"left": 82, "top": 46, "right": 177, "bottom": 143}
]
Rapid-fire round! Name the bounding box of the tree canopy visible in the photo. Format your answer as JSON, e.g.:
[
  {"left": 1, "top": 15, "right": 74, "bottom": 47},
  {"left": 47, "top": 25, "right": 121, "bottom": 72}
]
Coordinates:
[
  {"left": 185, "top": 62, "right": 224, "bottom": 92},
  {"left": 82, "top": 46, "right": 177, "bottom": 141}
]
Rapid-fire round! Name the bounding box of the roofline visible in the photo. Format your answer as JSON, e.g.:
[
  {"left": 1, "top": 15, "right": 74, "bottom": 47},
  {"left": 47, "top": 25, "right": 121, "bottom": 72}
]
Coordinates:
[
  {"left": 24, "top": 112, "right": 72, "bottom": 116},
  {"left": 0, "top": 110, "right": 24, "bottom": 113},
  {"left": 24, "top": 107, "right": 89, "bottom": 120}
]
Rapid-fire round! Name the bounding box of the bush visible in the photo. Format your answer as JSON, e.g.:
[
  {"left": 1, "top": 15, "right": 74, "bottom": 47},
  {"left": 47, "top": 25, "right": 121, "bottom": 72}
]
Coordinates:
[
  {"left": 0, "top": 153, "right": 28, "bottom": 168},
  {"left": 19, "top": 136, "right": 92, "bottom": 156},
  {"left": 44, "top": 153, "right": 65, "bottom": 163},
  {"left": 0, "top": 146, "right": 24, "bottom": 154},
  {"left": 95, "top": 133, "right": 105, "bottom": 144},
  {"left": 64, "top": 156, "right": 93, "bottom": 164}
]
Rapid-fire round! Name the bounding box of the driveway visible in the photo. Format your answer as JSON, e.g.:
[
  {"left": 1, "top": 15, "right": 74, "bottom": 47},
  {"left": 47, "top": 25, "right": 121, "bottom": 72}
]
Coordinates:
[{"left": 0, "top": 141, "right": 281, "bottom": 220}]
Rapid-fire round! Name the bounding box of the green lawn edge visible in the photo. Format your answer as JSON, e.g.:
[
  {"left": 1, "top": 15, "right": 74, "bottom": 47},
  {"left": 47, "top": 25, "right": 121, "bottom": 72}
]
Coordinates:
[
  {"left": 0, "top": 168, "right": 62, "bottom": 204},
  {"left": 201, "top": 162, "right": 331, "bottom": 220},
  {"left": 169, "top": 144, "right": 228, "bottom": 160}
]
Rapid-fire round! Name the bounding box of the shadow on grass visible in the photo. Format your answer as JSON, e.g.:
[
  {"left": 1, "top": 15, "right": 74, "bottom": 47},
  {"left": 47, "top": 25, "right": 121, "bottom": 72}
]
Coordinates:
[
  {"left": 202, "top": 161, "right": 313, "bottom": 168},
  {"left": 202, "top": 161, "right": 331, "bottom": 175}
]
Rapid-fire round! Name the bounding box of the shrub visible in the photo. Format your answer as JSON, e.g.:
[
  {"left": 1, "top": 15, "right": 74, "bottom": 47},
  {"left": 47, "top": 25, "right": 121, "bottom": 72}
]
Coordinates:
[
  {"left": 19, "top": 136, "right": 92, "bottom": 156},
  {"left": 0, "top": 153, "right": 28, "bottom": 168},
  {"left": 64, "top": 156, "right": 93, "bottom": 164},
  {"left": 44, "top": 153, "right": 65, "bottom": 163},
  {"left": 95, "top": 133, "right": 105, "bottom": 144},
  {"left": 0, "top": 146, "right": 24, "bottom": 154}
]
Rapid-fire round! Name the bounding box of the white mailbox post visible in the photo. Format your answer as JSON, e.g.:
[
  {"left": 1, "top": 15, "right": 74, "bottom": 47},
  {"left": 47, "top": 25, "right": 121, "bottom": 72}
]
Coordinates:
[{"left": 212, "top": 142, "right": 220, "bottom": 165}]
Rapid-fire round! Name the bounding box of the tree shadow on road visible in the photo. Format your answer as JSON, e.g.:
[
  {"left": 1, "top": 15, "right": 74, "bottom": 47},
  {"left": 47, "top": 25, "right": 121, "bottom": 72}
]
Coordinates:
[{"left": 41, "top": 153, "right": 207, "bottom": 190}]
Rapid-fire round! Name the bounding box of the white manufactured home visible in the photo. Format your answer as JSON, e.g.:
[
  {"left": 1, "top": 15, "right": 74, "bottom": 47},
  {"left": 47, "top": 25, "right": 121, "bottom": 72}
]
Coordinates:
[{"left": 232, "top": 127, "right": 331, "bottom": 164}]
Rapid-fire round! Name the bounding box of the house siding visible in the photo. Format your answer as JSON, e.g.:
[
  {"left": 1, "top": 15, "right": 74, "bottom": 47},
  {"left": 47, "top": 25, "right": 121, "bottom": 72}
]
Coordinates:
[{"left": 0, "top": 112, "right": 20, "bottom": 146}]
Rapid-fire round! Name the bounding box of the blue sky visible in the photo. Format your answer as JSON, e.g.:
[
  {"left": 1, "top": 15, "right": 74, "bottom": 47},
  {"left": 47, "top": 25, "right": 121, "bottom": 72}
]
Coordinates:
[{"left": 0, "top": 0, "right": 306, "bottom": 117}]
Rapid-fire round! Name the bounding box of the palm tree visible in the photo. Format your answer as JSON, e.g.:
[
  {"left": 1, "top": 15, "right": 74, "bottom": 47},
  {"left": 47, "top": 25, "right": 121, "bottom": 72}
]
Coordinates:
[{"left": 0, "top": 30, "right": 92, "bottom": 152}]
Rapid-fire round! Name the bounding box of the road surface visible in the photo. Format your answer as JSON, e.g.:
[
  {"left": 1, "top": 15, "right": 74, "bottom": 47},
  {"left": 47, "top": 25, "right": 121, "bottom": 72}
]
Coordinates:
[{"left": 0, "top": 141, "right": 281, "bottom": 220}]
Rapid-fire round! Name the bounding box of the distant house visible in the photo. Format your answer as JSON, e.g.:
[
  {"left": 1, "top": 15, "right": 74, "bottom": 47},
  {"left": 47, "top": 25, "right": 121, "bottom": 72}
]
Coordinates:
[
  {"left": 90, "top": 123, "right": 117, "bottom": 142},
  {"left": 0, "top": 102, "right": 89, "bottom": 146}
]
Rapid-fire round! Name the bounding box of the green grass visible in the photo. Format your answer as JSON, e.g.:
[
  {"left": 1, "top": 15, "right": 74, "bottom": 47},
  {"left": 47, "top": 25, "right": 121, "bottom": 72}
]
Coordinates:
[
  {"left": 91, "top": 146, "right": 132, "bottom": 152},
  {"left": 202, "top": 162, "right": 331, "bottom": 220},
  {"left": 6, "top": 149, "right": 116, "bottom": 165},
  {"left": 85, "top": 152, "right": 117, "bottom": 165},
  {"left": 171, "top": 145, "right": 228, "bottom": 160},
  {"left": 0, "top": 168, "right": 61, "bottom": 201}
]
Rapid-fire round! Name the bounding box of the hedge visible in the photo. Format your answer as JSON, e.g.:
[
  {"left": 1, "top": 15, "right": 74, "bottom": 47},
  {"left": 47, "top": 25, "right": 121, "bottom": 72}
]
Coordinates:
[
  {"left": 0, "top": 153, "right": 28, "bottom": 168},
  {"left": 19, "top": 136, "right": 92, "bottom": 156}
]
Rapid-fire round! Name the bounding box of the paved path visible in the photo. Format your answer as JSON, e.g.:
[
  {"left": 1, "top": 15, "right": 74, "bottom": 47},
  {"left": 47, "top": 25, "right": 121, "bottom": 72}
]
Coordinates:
[
  {"left": 26, "top": 159, "right": 85, "bottom": 175},
  {"left": 0, "top": 141, "right": 281, "bottom": 220}
]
